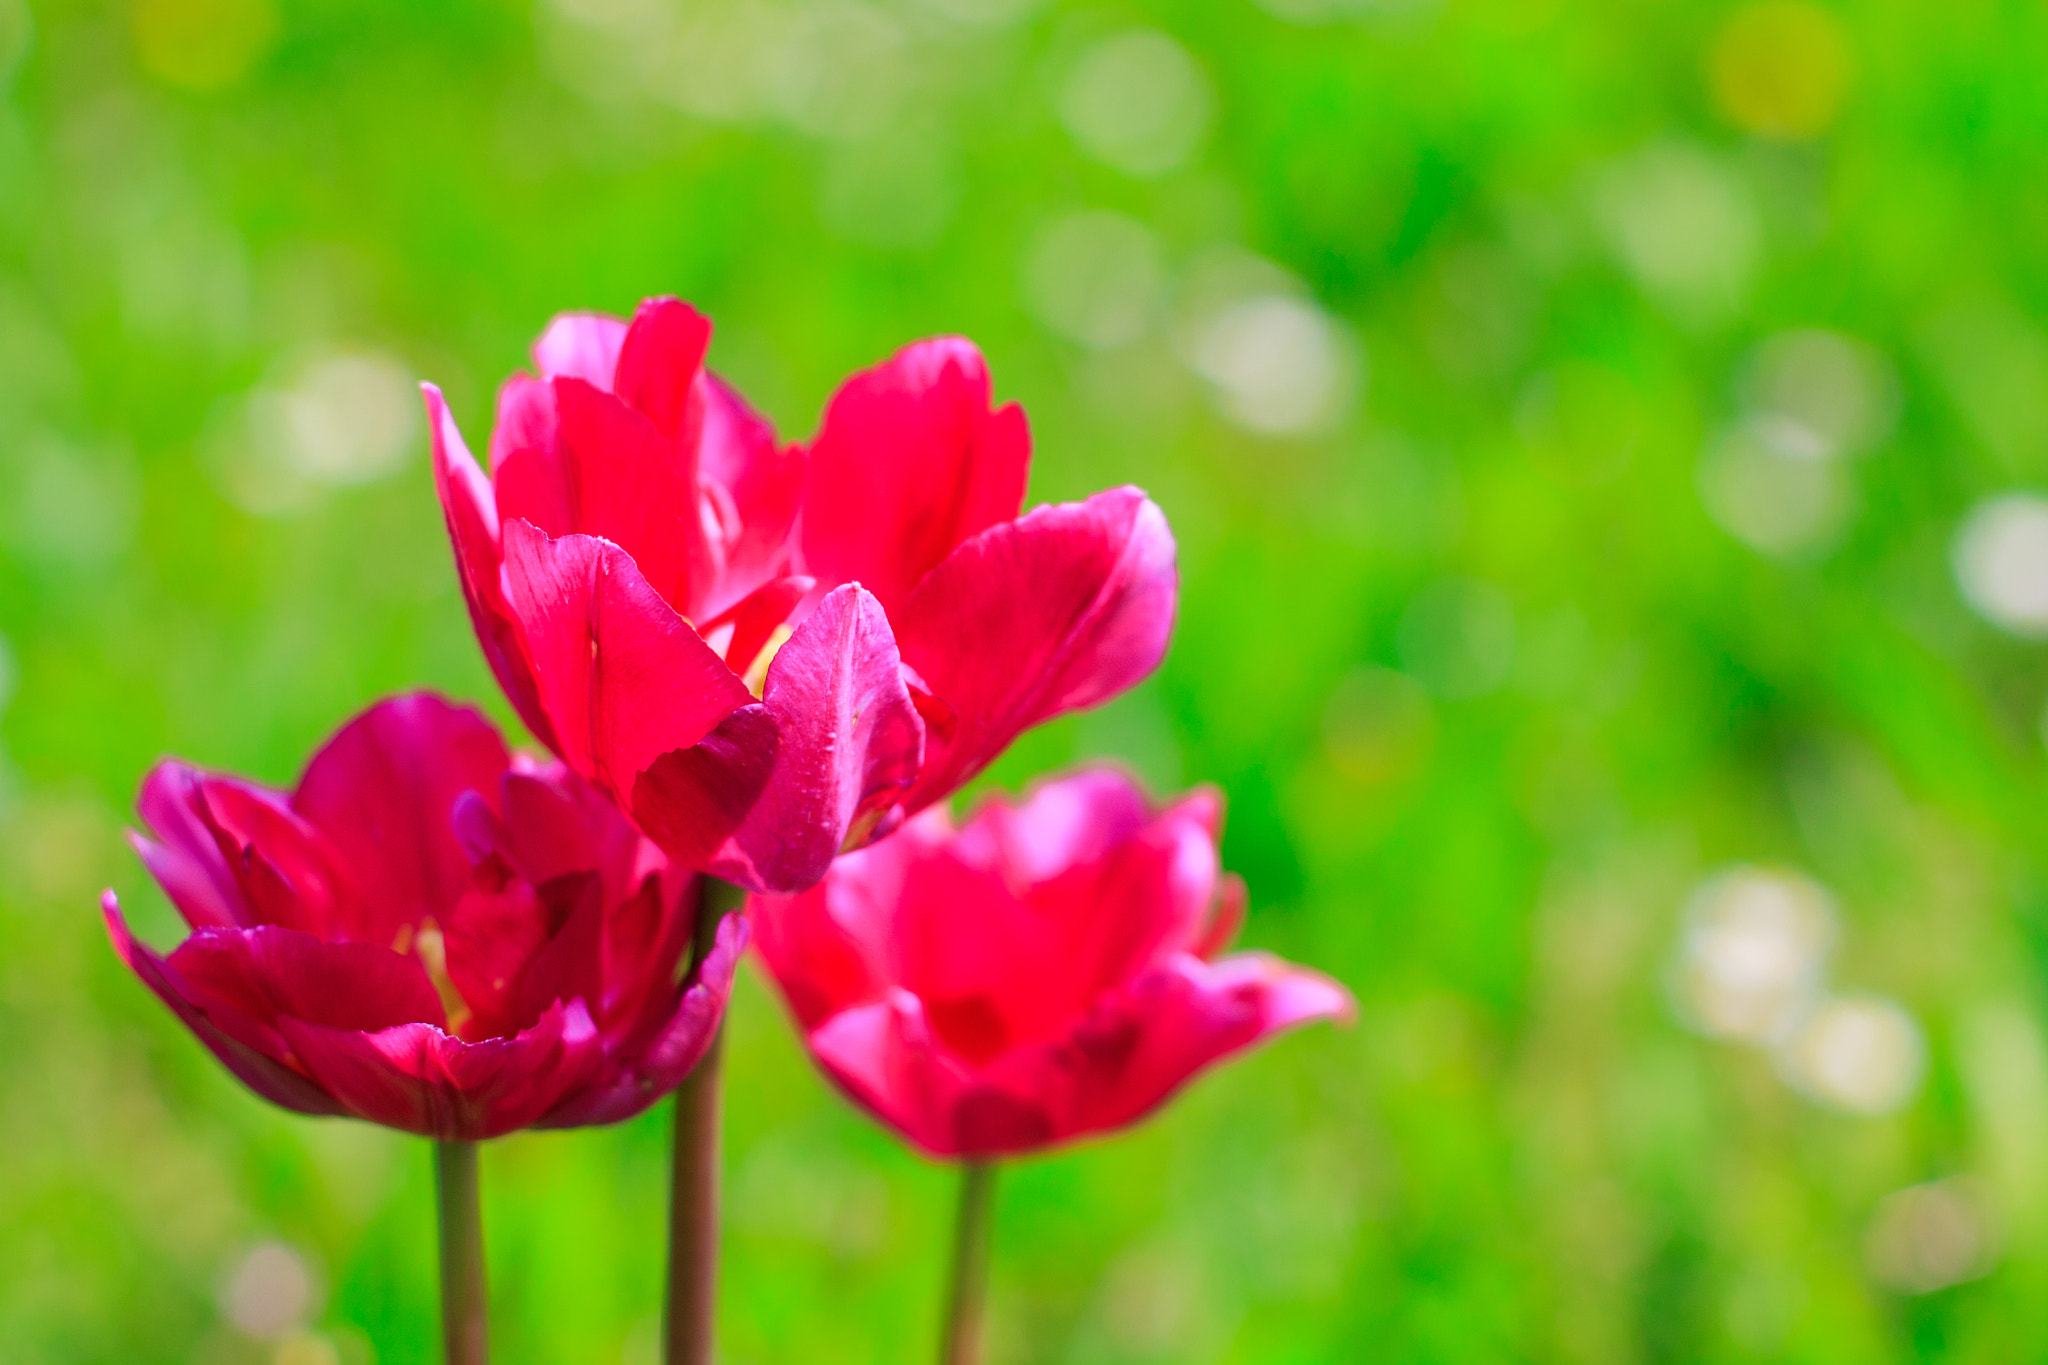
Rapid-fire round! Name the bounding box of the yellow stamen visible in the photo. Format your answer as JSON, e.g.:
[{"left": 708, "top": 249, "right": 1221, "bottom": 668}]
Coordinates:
[
  {"left": 413, "top": 918, "right": 474, "bottom": 1034},
  {"left": 742, "top": 624, "right": 794, "bottom": 699}
]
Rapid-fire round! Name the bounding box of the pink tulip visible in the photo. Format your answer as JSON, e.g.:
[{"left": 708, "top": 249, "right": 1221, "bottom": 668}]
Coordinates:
[
  {"left": 426, "top": 299, "right": 1177, "bottom": 893},
  {"left": 102, "top": 694, "right": 740, "bottom": 1141},
  {"left": 750, "top": 769, "right": 1354, "bottom": 1158}
]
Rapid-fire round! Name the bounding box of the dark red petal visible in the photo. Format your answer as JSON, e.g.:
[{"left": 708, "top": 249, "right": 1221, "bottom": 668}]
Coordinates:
[
  {"left": 612, "top": 297, "right": 712, "bottom": 443},
  {"left": 290, "top": 694, "right": 511, "bottom": 944},
  {"left": 103, "top": 893, "right": 345, "bottom": 1117},
  {"left": 132, "top": 763, "right": 253, "bottom": 929},
  {"left": 717, "top": 585, "right": 924, "bottom": 893},
  {"left": 535, "top": 909, "right": 746, "bottom": 1129},
  {"left": 190, "top": 775, "right": 351, "bottom": 936},
  {"left": 630, "top": 704, "right": 780, "bottom": 873},
  {"left": 499, "top": 521, "right": 755, "bottom": 797},
  {"left": 800, "top": 337, "right": 1030, "bottom": 616},
  {"left": 167, "top": 923, "right": 447, "bottom": 1036},
  {"left": 533, "top": 312, "right": 627, "bottom": 388},
  {"left": 426, "top": 383, "right": 557, "bottom": 751},
  {"left": 895, "top": 488, "right": 1177, "bottom": 812},
  {"left": 279, "top": 998, "right": 605, "bottom": 1140}
]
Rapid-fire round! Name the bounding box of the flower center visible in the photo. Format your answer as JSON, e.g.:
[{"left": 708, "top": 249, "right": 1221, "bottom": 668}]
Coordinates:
[{"left": 399, "top": 917, "right": 474, "bottom": 1034}]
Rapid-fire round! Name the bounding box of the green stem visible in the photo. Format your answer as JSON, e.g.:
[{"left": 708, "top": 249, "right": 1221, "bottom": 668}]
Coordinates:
[
  {"left": 666, "top": 876, "right": 743, "bottom": 1365},
  {"left": 435, "top": 1140, "right": 489, "bottom": 1365},
  {"left": 939, "top": 1161, "right": 998, "bottom": 1365}
]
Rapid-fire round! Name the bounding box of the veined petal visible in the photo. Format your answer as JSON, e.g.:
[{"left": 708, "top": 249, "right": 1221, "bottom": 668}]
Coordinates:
[
  {"left": 800, "top": 337, "right": 1030, "bottom": 616},
  {"left": 535, "top": 909, "right": 746, "bottom": 1128},
  {"left": 498, "top": 520, "right": 755, "bottom": 799},
  {"left": 278, "top": 997, "right": 605, "bottom": 1140},
  {"left": 103, "top": 893, "right": 346, "bottom": 1117},
  {"left": 612, "top": 297, "right": 712, "bottom": 443},
  {"left": 290, "top": 694, "right": 511, "bottom": 944},
  {"left": 426, "top": 383, "right": 556, "bottom": 750},
  {"left": 895, "top": 488, "right": 1177, "bottom": 811},
  {"left": 715, "top": 585, "right": 923, "bottom": 893}
]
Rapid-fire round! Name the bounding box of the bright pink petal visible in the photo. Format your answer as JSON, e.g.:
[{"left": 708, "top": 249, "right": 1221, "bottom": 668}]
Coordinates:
[
  {"left": 714, "top": 585, "right": 924, "bottom": 893},
  {"left": 697, "top": 574, "right": 813, "bottom": 677},
  {"left": 533, "top": 312, "right": 627, "bottom": 388},
  {"left": 290, "top": 694, "right": 511, "bottom": 944},
  {"left": 184, "top": 774, "right": 353, "bottom": 936},
  {"left": 131, "top": 763, "right": 255, "bottom": 930},
  {"left": 952, "top": 768, "right": 1161, "bottom": 885},
  {"left": 488, "top": 373, "right": 558, "bottom": 474},
  {"left": 1045, "top": 953, "right": 1354, "bottom": 1142},
  {"left": 895, "top": 488, "right": 1177, "bottom": 812},
  {"left": 612, "top": 297, "right": 712, "bottom": 443},
  {"left": 103, "top": 893, "right": 346, "bottom": 1117},
  {"left": 806, "top": 990, "right": 997, "bottom": 1157},
  {"left": 498, "top": 520, "right": 755, "bottom": 799},
  {"left": 426, "top": 384, "right": 556, "bottom": 750},
  {"left": 800, "top": 337, "right": 1030, "bottom": 615},
  {"left": 698, "top": 376, "right": 805, "bottom": 617}
]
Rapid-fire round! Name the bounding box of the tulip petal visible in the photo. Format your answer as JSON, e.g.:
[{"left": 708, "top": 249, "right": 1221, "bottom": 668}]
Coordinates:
[
  {"left": 714, "top": 585, "right": 924, "bottom": 892},
  {"left": 612, "top": 297, "right": 712, "bottom": 443},
  {"left": 1043, "top": 953, "right": 1353, "bottom": 1144},
  {"left": 104, "top": 893, "right": 347, "bottom": 1117},
  {"left": 698, "top": 376, "right": 805, "bottom": 617},
  {"left": 499, "top": 520, "right": 755, "bottom": 798},
  {"left": 895, "top": 488, "right": 1178, "bottom": 811},
  {"left": 800, "top": 337, "right": 1030, "bottom": 615},
  {"left": 533, "top": 311, "right": 627, "bottom": 388},
  {"left": 279, "top": 997, "right": 604, "bottom": 1140},
  {"left": 629, "top": 703, "right": 779, "bottom": 872},
  {"left": 290, "top": 695, "right": 511, "bottom": 944},
  {"left": 427, "top": 383, "right": 558, "bottom": 751},
  {"left": 807, "top": 990, "right": 989, "bottom": 1157},
  {"left": 536, "top": 909, "right": 746, "bottom": 1128}
]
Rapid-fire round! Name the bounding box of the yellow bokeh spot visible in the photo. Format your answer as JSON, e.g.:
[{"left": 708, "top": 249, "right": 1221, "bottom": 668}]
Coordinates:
[
  {"left": 133, "top": 0, "right": 278, "bottom": 92},
  {"left": 1708, "top": 1, "right": 1852, "bottom": 140}
]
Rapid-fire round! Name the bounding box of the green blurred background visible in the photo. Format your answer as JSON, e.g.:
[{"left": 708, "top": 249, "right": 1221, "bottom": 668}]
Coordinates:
[{"left": 5, "top": 0, "right": 2048, "bottom": 1360}]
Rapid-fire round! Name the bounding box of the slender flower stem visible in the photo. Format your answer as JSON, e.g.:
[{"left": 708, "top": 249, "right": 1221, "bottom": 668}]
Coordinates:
[
  {"left": 666, "top": 876, "right": 744, "bottom": 1365},
  {"left": 435, "top": 1140, "right": 489, "bottom": 1365},
  {"left": 939, "top": 1161, "right": 998, "bottom": 1365}
]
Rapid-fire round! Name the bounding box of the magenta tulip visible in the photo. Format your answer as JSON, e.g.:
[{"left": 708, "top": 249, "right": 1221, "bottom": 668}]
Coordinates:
[
  {"left": 103, "top": 693, "right": 741, "bottom": 1140},
  {"left": 426, "top": 299, "right": 1177, "bottom": 893},
  {"left": 749, "top": 768, "right": 1353, "bottom": 1159}
]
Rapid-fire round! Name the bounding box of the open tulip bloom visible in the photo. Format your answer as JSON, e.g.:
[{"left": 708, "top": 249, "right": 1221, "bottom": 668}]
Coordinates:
[
  {"left": 424, "top": 297, "right": 1178, "bottom": 896},
  {"left": 103, "top": 693, "right": 740, "bottom": 1363},
  {"left": 750, "top": 768, "right": 1354, "bottom": 1363}
]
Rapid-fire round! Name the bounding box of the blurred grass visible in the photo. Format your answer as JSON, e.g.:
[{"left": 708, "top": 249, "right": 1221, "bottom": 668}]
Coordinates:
[{"left": 5, "top": 0, "right": 2048, "bottom": 1361}]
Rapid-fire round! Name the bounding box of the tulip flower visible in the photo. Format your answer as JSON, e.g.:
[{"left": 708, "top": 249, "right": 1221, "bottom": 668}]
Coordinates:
[
  {"left": 748, "top": 767, "right": 1353, "bottom": 1365},
  {"left": 425, "top": 298, "right": 1177, "bottom": 896},
  {"left": 103, "top": 693, "right": 741, "bottom": 1365},
  {"left": 750, "top": 766, "right": 1351, "bottom": 1156}
]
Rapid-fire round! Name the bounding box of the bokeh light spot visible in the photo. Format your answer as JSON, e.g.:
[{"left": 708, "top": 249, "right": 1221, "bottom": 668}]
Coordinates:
[
  {"left": 1671, "top": 866, "right": 1834, "bottom": 1045},
  {"left": 1953, "top": 493, "right": 2048, "bottom": 637},
  {"left": 1023, "top": 211, "right": 1165, "bottom": 349},
  {"left": 1708, "top": 1, "right": 1852, "bottom": 141},
  {"left": 1781, "top": 994, "right": 1925, "bottom": 1115},
  {"left": 1059, "top": 30, "right": 1213, "bottom": 178},
  {"left": 1866, "top": 1179, "right": 1997, "bottom": 1294},
  {"left": 219, "top": 1241, "right": 317, "bottom": 1340}
]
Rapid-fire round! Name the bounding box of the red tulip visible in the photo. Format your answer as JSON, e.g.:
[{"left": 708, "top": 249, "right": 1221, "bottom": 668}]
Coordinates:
[
  {"left": 749, "top": 769, "right": 1353, "bottom": 1158},
  {"left": 426, "top": 299, "right": 1177, "bottom": 893},
  {"left": 102, "top": 694, "right": 741, "bottom": 1140}
]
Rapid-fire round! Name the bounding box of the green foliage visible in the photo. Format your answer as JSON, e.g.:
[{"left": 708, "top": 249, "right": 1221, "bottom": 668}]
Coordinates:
[{"left": 3, "top": 0, "right": 2048, "bottom": 1360}]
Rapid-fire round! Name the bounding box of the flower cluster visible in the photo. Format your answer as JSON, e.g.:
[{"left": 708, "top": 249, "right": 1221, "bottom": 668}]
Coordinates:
[{"left": 104, "top": 298, "right": 1351, "bottom": 1361}]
